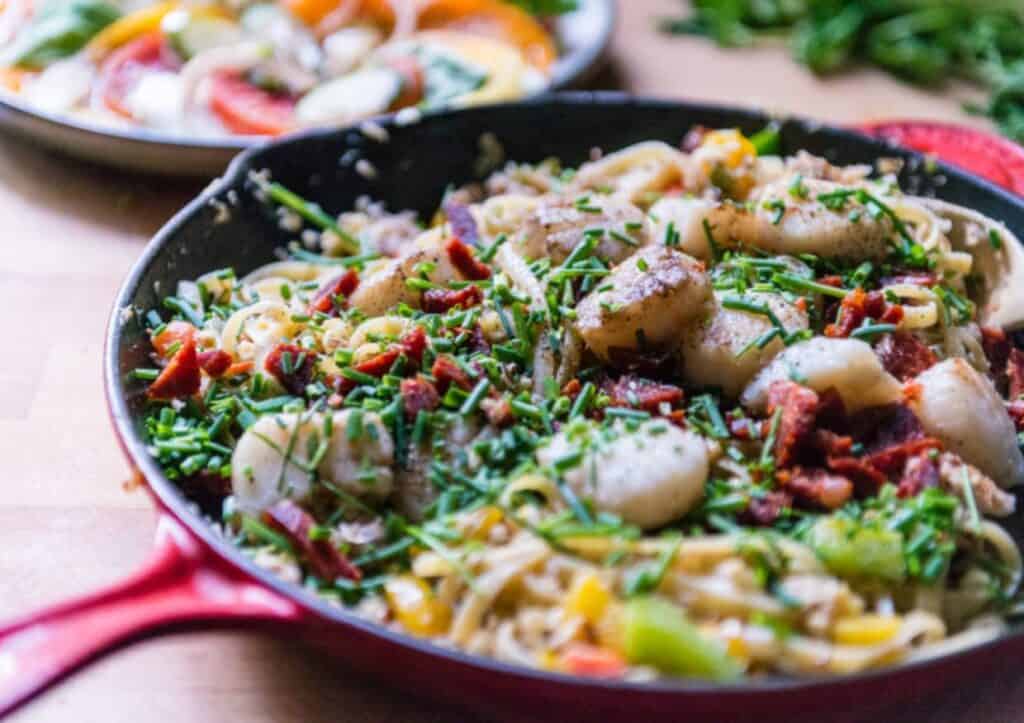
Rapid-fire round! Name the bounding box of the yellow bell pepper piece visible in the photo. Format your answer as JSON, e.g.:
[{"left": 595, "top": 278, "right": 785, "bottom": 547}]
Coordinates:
[
  {"left": 86, "top": 2, "right": 179, "bottom": 55},
  {"left": 564, "top": 573, "right": 611, "bottom": 625},
  {"left": 700, "top": 129, "right": 757, "bottom": 169},
  {"left": 832, "top": 614, "right": 901, "bottom": 646},
  {"left": 384, "top": 575, "right": 451, "bottom": 637},
  {"left": 462, "top": 505, "right": 503, "bottom": 540}
]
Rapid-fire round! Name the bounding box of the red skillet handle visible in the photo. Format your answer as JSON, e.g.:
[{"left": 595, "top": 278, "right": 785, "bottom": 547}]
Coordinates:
[{"left": 0, "top": 513, "right": 305, "bottom": 717}]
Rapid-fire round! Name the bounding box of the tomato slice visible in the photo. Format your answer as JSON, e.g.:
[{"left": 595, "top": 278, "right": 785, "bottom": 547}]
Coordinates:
[
  {"left": 97, "top": 32, "right": 179, "bottom": 118},
  {"left": 857, "top": 120, "right": 1024, "bottom": 196},
  {"left": 208, "top": 72, "right": 297, "bottom": 136}
]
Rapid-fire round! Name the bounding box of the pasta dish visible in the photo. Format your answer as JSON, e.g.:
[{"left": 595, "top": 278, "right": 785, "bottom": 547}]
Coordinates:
[
  {"left": 0, "top": 0, "right": 556, "bottom": 136},
  {"left": 133, "top": 125, "right": 1024, "bottom": 681}
]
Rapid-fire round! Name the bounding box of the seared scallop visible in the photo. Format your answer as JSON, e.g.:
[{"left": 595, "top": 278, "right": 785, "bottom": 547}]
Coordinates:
[
  {"left": 574, "top": 245, "right": 711, "bottom": 363},
  {"left": 515, "top": 195, "right": 650, "bottom": 264}
]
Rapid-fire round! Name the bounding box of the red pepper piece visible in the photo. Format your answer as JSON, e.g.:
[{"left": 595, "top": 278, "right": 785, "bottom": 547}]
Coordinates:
[
  {"left": 431, "top": 354, "right": 473, "bottom": 393},
  {"left": 264, "top": 500, "right": 361, "bottom": 582},
  {"left": 198, "top": 349, "right": 233, "bottom": 378},
  {"left": 399, "top": 326, "right": 428, "bottom": 365},
  {"left": 422, "top": 284, "right": 484, "bottom": 313},
  {"left": 264, "top": 343, "right": 317, "bottom": 396},
  {"left": 148, "top": 336, "right": 201, "bottom": 400},
  {"left": 308, "top": 269, "right": 359, "bottom": 316},
  {"left": 446, "top": 237, "right": 491, "bottom": 280}
]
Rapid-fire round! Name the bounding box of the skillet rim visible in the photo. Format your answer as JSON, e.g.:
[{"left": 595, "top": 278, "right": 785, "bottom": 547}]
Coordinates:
[{"left": 104, "top": 91, "right": 1024, "bottom": 699}]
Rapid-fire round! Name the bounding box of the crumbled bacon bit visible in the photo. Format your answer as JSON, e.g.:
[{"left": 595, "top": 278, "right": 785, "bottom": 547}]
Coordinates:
[
  {"left": 264, "top": 500, "right": 361, "bottom": 582},
  {"left": 197, "top": 349, "right": 232, "bottom": 378},
  {"left": 307, "top": 269, "right": 359, "bottom": 316},
  {"left": 602, "top": 375, "right": 684, "bottom": 414},
  {"left": 561, "top": 379, "right": 582, "bottom": 399},
  {"left": 446, "top": 237, "right": 491, "bottom": 280},
  {"left": 850, "top": 403, "right": 925, "bottom": 453},
  {"left": 400, "top": 376, "right": 440, "bottom": 420},
  {"left": 482, "top": 397, "right": 515, "bottom": 428},
  {"left": 778, "top": 468, "right": 853, "bottom": 510},
  {"left": 864, "top": 437, "right": 943, "bottom": 476},
  {"left": 666, "top": 409, "right": 688, "bottom": 429},
  {"left": 897, "top": 452, "right": 940, "bottom": 498},
  {"left": 265, "top": 343, "right": 317, "bottom": 396},
  {"left": 444, "top": 201, "right": 480, "bottom": 247},
  {"left": 422, "top": 284, "right": 483, "bottom": 313},
  {"left": 148, "top": 336, "right": 201, "bottom": 400},
  {"left": 767, "top": 380, "right": 819, "bottom": 468},
  {"left": 743, "top": 490, "right": 793, "bottom": 526},
  {"left": 152, "top": 320, "right": 197, "bottom": 356},
  {"left": 1009, "top": 349, "right": 1024, "bottom": 400},
  {"left": 825, "top": 456, "right": 886, "bottom": 495},
  {"left": 825, "top": 288, "right": 903, "bottom": 338},
  {"left": 398, "top": 326, "right": 428, "bottom": 365},
  {"left": 179, "top": 470, "right": 231, "bottom": 511},
  {"left": 1008, "top": 400, "right": 1024, "bottom": 431},
  {"left": 814, "top": 429, "right": 853, "bottom": 458},
  {"left": 875, "top": 331, "right": 937, "bottom": 381},
  {"left": 431, "top": 354, "right": 472, "bottom": 393},
  {"left": 982, "top": 326, "right": 1011, "bottom": 384}
]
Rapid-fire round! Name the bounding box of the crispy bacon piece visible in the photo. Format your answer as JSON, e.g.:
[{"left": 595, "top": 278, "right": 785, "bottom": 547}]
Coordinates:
[
  {"left": 443, "top": 200, "right": 480, "bottom": 247},
  {"left": 399, "top": 326, "right": 428, "bottom": 365},
  {"left": 602, "top": 375, "right": 684, "bottom": 414},
  {"left": 561, "top": 379, "right": 582, "bottom": 399},
  {"left": 307, "top": 269, "right": 359, "bottom": 316},
  {"left": 264, "top": 343, "right": 317, "bottom": 396},
  {"left": 152, "top": 320, "right": 196, "bottom": 356},
  {"left": 264, "top": 500, "right": 361, "bottom": 582},
  {"left": 850, "top": 403, "right": 925, "bottom": 453},
  {"left": 864, "top": 437, "right": 943, "bottom": 476},
  {"left": 400, "top": 376, "right": 440, "bottom": 420},
  {"left": 825, "top": 456, "right": 886, "bottom": 495},
  {"left": 198, "top": 349, "right": 232, "bottom": 378},
  {"left": 982, "top": 326, "right": 1011, "bottom": 380},
  {"left": 1009, "top": 400, "right": 1024, "bottom": 431},
  {"left": 875, "top": 331, "right": 937, "bottom": 381},
  {"left": 825, "top": 288, "right": 903, "bottom": 338},
  {"left": 148, "top": 337, "right": 201, "bottom": 400},
  {"left": 179, "top": 470, "right": 231, "bottom": 512},
  {"left": 482, "top": 397, "right": 515, "bottom": 428},
  {"left": 422, "top": 284, "right": 483, "bottom": 314},
  {"left": 767, "top": 381, "right": 819, "bottom": 469},
  {"left": 1009, "top": 349, "right": 1024, "bottom": 400},
  {"left": 778, "top": 468, "right": 853, "bottom": 510},
  {"left": 815, "top": 429, "right": 853, "bottom": 458},
  {"left": 446, "top": 237, "right": 491, "bottom": 281},
  {"left": 431, "top": 354, "right": 473, "bottom": 393},
  {"left": 743, "top": 490, "right": 793, "bottom": 526},
  {"left": 897, "top": 452, "right": 940, "bottom": 498}
]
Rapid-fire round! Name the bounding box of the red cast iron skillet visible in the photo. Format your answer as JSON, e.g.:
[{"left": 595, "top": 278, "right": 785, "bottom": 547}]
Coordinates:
[{"left": 3, "top": 94, "right": 1024, "bottom": 721}]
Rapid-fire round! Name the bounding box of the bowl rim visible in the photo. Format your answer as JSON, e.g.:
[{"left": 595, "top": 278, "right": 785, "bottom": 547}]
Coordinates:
[
  {"left": 104, "top": 91, "right": 1024, "bottom": 699},
  {"left": 0, "top": 0, "right": 616, "bottom": 156}
]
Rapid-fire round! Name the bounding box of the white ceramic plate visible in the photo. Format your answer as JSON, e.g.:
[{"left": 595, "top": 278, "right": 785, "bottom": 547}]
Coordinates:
[{"left": 0, "top": 0, "right": 615, "bottom": 176}]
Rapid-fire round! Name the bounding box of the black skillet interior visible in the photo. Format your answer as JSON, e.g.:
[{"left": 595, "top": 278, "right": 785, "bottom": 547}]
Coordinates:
[{"left": 110, "top": 92, "right": 1024, "bottom": 691}]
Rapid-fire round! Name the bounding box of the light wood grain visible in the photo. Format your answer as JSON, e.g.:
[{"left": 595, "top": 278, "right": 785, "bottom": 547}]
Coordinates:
[{"left": 2, "top": 2, "right": 1021, "bottom": 720}]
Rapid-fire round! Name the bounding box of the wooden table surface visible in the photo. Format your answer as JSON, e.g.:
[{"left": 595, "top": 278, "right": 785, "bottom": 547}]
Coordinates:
[{"left": 2, "top": 1, "right": 1021, "bottom": 721}]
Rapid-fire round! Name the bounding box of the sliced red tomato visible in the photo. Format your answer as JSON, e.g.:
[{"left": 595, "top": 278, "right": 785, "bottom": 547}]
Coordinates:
[
  {"left": 857, "top": 120, "right": 1024, "bottom": 196},
  {"left": 385, "top": 55, "right": 425, "bottom": 111},
  {"left": 208, "top": 72, "right": 297, "bottom": 136},
  {"left": 97, "top": 32, "right": 179, "bottom": 119}
]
